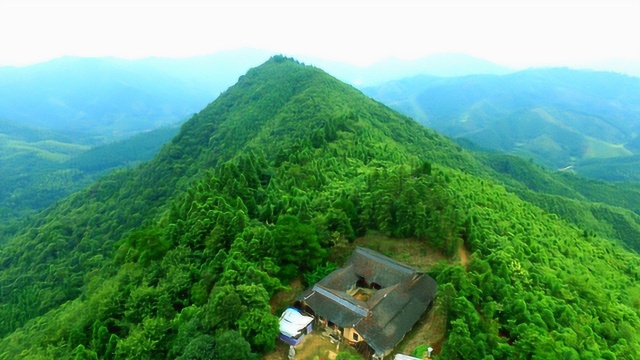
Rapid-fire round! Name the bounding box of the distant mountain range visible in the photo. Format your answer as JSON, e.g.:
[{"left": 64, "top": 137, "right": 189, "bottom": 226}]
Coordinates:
[
  {"left": 0, "top": 51, "right": 514, "bottom": 140},
  {"left": 576, "top": 58, "right": 640, "bottom": 78},
  {"left": 3, "top": 48, "right": 639, "bottom": 149},
  {"left": 0, "top": 49, "right": 272, "bottom": 141},
  {"left": 364, "top": 67, "right": 640, "bottom": 177},
  {"left": 300, "top": 53, "right": 513, "bottom": 86}
]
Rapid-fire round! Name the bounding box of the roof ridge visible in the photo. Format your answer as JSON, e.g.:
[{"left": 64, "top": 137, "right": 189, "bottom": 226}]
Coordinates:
[
  {"left": 366, "top": 283, "right": 399, "bottom": 309},
  {"left": 353, "top": 247, "right": 416, "bottom": 274},
  {"left": 313, "top": 284, "right": 368, "bottom": 317}
]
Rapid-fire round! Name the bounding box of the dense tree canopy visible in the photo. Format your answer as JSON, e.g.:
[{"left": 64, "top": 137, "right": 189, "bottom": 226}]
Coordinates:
[{"left": 0, "top": 56, "right": 639, "bottom": 359}]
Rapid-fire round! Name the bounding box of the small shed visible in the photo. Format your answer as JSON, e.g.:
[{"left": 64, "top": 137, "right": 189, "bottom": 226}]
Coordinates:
[{"left": 278, "top": 307, "right": 314, "bottom": 346}]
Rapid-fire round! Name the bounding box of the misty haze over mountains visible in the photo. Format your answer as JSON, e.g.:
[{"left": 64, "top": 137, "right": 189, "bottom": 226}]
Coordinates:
[
  {"left": 0, "top": 50, "right": 518, "bottom": 140},
  {"left": 2, "top": 48, "right": 639, "bottom": 142}
]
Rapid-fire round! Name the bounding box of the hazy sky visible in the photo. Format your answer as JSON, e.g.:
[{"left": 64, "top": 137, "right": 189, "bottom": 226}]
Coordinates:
[{"left": 1, "top": 0, "right": 638, "bottom": 68}]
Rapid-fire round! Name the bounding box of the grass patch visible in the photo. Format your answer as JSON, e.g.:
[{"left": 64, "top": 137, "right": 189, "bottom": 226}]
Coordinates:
[
  {"left": 353, "top": 232, "right": 447, "bottom": 272},
  {"left": 583, "top": 137, "right": 632, "bottom": 159}
]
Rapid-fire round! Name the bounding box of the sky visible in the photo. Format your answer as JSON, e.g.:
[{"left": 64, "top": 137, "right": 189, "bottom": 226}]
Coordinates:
[{"left": 1, "top": 0, "right": 639, "bottom": 69}]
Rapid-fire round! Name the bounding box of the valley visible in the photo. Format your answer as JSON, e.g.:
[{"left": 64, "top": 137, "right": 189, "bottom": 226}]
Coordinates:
[{"left": 0, "top": 122, "right": 179, "bottom": 239}]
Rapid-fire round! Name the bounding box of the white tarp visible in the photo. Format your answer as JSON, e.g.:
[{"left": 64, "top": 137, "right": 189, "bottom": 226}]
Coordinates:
[
  {"left": 393, "top": 355, "right": 422, "bottom": 360},
  {"left": 279, "top": 308, "right": 314, "bottom": 338}
]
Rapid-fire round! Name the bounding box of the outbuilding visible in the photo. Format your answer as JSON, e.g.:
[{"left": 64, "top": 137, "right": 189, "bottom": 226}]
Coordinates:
[{"left": 278, "top": 307, "right": 314, "bottom": 346}]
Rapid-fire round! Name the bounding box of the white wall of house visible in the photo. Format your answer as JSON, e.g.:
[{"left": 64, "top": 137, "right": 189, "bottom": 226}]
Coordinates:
[{"left": 343, "top": 327, "right": 364, "bottom": 343}]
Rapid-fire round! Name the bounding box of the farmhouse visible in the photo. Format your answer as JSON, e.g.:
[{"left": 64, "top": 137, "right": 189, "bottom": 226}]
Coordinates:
[{"left": 291, "top": 247, "right": 437, "bottom": 359}]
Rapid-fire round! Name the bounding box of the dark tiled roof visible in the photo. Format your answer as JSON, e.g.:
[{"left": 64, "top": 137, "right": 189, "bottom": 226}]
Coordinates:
[
  {"left": 298, "top": 247, "right": 438, "bottom": 356},
  {"left": 357, "top": 275, "right": 437, "bottom": 355},
  {"left": 317, "top": 264, "right": 359, "bottom": 291},
  {"left": 345, "top": 247, "right": 415, "bottom": 288},
  {"left": 300, "top": 284, "right": 366, "bottom": 328}
]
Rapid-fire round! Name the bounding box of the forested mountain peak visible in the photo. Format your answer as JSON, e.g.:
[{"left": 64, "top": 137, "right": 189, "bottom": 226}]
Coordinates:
[
  {"left": 151, "top": 55, "right": 477, "bottom": 183},
  {"left": 0, "top": 56, "right": 639, "bottom": 359}
]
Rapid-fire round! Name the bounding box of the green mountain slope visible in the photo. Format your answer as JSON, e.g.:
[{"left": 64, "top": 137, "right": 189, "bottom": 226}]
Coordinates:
[
  {"left": 64, "top": 125, "right": 180, "bottom": 174},
  {"left": 468, "top": 149, "right": 640, "bottom": 252},
  {"left": 575, "top": 155, "right": 640, "bottom": 182},
  {"left": 0, "top": 120, "right": 91, "bottom": 233},
  {"left": 363, "top": 68, "right": 640, "bottom": 172},
  {"left": 0, "top": 57, "right": 639, "bottom": 359},
  {"left": 0, "top": 122, "right": 180, "bottom": 239}
]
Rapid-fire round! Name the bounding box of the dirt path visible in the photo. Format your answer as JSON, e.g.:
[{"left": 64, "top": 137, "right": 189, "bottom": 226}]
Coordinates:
[
  {"left": 262, "top": 333, "right": 351, "bottom": 360},
  {"left": 458, "top": 244, "right": 471, "bottom": 270},
  {"left": 270, "top": 278, "right": 303, "bottom": 313}
]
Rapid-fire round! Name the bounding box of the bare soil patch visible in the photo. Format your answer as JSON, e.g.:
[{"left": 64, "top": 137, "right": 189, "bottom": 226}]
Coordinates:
[
  {"left": 458, "top": 243, "right": 471, "bottom": 270},
  {"left": 352, "top": 232, "right": 448, "bottom": 271},
  {"left": 270, "top": 278, "right": 304, "bottom": 314},
  {"left": 262, "top": 333, "right": 361, "bottom": 360}
]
